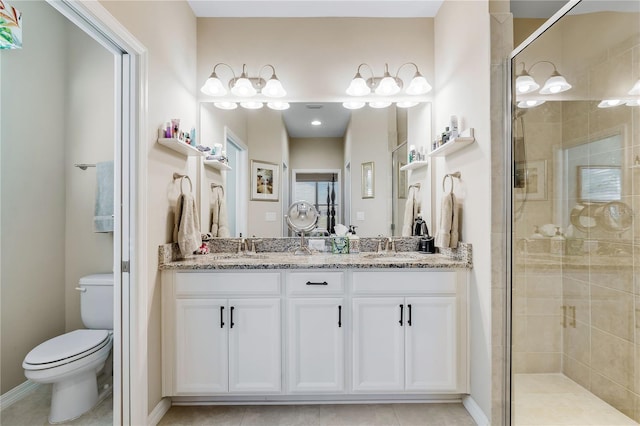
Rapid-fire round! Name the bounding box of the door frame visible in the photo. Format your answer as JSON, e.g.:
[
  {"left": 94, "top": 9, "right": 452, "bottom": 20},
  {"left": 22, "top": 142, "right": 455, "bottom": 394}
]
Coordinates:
[{"left": 47, "top": 1, "right": 148, "bottom": 424}]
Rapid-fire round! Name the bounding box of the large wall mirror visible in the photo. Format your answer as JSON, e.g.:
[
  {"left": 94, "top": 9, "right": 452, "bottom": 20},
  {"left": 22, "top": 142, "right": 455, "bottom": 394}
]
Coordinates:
[{"left": 198, "top": 102, "right": 431, "bottom": 238}]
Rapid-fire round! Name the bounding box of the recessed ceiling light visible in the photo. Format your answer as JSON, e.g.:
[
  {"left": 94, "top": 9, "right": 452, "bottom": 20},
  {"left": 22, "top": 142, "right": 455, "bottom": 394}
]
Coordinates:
[{"left": 311, "top": 120, "right": 322, "bottom": 126}]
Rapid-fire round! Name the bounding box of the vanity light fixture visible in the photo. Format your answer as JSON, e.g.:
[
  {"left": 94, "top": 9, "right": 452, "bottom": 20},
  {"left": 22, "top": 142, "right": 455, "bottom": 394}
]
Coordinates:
[
  {"left": 597, "top": 99, "right": 624, "bottom": 108},
  {"left": 515, "top": 61, "right": 572, "bottom": 95},
  {"left": 342, "top": 101, "right": 366, "bottom": 110},
  {"left": 213, "top": 101, "right": 238, "bottom": 110},
  {"left": 396, "top": 100, "right": 420, "bottom": 108},
  {"left": 517, "top": 99, "right": 546, "bottom": 108},
  {"left": 201, "top": 63, "right": 287, "bottom": 110},
  {"left": 311, "top": 120, "right": 322, "bottom": 126},
  {"left": 346, "top": 62, "right": 432, "bottom": 97},
  {"left": 239, "top": 101, "right": 263, "bottom": 110},
  {"left": 369, "top": 100, "right": 393, "bottom": 109},
  {"left": 266, "top": 101, "right": 290, "bottom": 110}
]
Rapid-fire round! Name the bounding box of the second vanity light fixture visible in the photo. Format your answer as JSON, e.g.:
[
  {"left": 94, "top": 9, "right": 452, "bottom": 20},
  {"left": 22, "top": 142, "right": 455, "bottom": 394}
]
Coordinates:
[
  {"left": 515, "top": 61, "right": 572, "bottom": 97},
  {"left": 201, "top": 63, "right": 289, "bottom": 110},
  {"left": 343, "top": 62, "right": 432, "bottom": 110}
]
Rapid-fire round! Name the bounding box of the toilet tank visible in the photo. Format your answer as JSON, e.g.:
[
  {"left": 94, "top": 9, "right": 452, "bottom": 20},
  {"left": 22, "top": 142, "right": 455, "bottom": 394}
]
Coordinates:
[{"left": 79, "top": 273, "right": 114, "bottom": 329}]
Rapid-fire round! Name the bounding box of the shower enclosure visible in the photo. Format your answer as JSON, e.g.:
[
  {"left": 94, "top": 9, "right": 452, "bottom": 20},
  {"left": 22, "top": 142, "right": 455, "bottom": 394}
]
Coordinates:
[{"left": 510, "top": 1, "right": 640, "bottom": 424}]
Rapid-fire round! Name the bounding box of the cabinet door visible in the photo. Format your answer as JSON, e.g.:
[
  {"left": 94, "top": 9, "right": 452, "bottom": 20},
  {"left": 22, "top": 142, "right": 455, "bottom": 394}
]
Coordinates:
[
  {"left": 352, "top": 297, "right": 404, "bottom": 392},
  {"left": 288, "top": 298, "right": 344, "bottom": 392},
  {"left": 228, "top": 298, "right": 281, "bottom": 392},
  {"left": 405, "top": 297, "right": 457, "bottom": 392},
  {"left": 175, "top": 299, "right": 228, "bottom": 394}
]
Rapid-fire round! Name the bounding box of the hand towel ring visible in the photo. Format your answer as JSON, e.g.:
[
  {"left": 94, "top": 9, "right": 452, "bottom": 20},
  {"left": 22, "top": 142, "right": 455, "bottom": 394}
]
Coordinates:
[
  {"left": 442, "top": 171, "right": 461, "bottom": 193},
  {"left": 173, "top": 172, "right": 193, "bottom": 194}
]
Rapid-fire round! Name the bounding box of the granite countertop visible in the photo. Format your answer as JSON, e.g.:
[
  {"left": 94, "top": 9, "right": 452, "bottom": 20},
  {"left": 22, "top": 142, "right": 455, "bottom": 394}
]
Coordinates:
[{"left": 159, "top": 251, "right": 471, "bottom": 270}]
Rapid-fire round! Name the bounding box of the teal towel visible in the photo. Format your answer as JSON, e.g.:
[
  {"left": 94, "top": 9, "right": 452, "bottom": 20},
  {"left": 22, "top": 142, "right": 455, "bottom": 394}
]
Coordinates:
[{"left": 94, "top": 161, "right": 114, "bottom": 233}]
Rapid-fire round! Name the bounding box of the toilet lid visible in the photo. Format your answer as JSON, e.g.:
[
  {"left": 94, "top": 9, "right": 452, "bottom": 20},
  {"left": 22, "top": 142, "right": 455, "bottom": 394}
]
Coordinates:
[{"left": 24, "top": 330, "right": 110, "bottom": 366}]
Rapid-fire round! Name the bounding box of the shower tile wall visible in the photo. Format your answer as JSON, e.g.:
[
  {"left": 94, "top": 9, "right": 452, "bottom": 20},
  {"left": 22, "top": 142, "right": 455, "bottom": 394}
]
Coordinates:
[{"left": 513, "top": 16, "right": 640, "bottom": 422}]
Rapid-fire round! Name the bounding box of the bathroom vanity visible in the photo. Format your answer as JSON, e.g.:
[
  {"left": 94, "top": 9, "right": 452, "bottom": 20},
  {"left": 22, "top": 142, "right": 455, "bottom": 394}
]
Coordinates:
[{"left": 159, "top": 247, "right": 471, "bottom": 403}]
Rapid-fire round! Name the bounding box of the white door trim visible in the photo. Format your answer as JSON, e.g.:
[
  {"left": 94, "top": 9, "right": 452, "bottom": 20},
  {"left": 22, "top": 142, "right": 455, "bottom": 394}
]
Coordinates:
[{"left": 46, "top": 1, "right": 149, "bottom": 424}]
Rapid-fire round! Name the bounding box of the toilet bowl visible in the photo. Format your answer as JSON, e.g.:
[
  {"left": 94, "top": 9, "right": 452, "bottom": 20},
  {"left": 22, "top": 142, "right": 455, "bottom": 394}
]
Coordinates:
[
  {"left": 23, "top": 330, "right": 113, "bottom": 423},
  {"left": 23, "top": 273, "right": 114, "bottom": 424}
]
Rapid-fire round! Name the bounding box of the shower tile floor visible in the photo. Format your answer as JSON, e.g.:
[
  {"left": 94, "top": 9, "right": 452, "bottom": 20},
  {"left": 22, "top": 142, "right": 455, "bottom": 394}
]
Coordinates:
[{"left": 513, "top": 373, "right": 638, "bottom": 425}]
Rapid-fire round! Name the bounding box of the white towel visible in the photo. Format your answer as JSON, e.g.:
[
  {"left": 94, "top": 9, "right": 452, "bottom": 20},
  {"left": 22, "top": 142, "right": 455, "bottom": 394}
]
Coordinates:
[
  {"left": 210, "top": 186, "right": 230, "bottom": 237},
  {"left": 173, "top": 192, "right": 202, "bottom": 256},
  {"left": 401, "top": 186, "right": 421, "bottom": 236},
  {"left": 94, "top": 161, "right": 114, "bottom": 233},
  {"left": 435, "top": 191, "right": 459, "bottom": 249}
]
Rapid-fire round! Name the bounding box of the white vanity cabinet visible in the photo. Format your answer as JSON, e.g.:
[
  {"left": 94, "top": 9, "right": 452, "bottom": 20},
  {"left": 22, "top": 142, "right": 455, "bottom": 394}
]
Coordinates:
[
  {"left": 163, "top": 271, "right": 281, "bottom": 396},
  {"left": 286, "top": 271, "right": 345, "bottom": 393},
  {"left": 162, "top": 267, "right": 468, "bottom": 399},
  {"left": 351, "top": 271, "right": 465, "bottom": 393}
]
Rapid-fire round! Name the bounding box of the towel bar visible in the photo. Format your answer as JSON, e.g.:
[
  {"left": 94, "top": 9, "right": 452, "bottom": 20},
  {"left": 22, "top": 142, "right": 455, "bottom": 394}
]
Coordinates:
[
  {"left": 443, "top": 171, "right": 461, "bottom": 193},
  {"left": 173, "top": 172, "right": 193, "bottom": 193},
  {"left": 74, "top": 163, "right": 96, "bottom": 170}
]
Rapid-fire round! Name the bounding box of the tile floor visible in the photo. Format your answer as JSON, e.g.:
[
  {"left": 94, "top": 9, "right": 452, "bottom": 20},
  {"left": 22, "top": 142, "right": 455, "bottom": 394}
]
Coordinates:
[
  {"left": 513, "top": 373, "right": 638, "bottom": 425},
  {"left": 0, "top": 383, "right": 113, "bottom": 426},
  {"left": 158, "top": 403, "right": 477, "bottom": 426}
]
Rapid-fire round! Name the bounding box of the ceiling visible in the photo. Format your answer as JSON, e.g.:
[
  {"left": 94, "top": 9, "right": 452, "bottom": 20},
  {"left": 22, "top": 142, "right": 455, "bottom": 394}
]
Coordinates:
[
  {"left": 282, "top": 103, "right": 351, "bottom": 138},
  {"left": 187, "top": 1, "right": 445, "bottom": 18}
]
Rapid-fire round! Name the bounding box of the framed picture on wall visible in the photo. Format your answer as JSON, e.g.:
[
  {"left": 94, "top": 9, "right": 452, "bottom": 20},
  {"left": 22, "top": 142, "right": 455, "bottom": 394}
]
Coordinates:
[
  {"left": 515, "top": 160, "right": 547, "bottom": 201},
  {"left": 250, "top": 160, "right": 279, "bottom": 201}
]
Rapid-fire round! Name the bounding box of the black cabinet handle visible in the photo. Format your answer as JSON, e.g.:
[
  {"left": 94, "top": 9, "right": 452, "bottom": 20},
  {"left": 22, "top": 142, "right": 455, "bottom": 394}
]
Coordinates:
[
  {"left": 408, "top": 304, "right": 412, "bottom": 326},
  {"left": 338, "top": 305, "right": 342, "bottom": 328},
  {"left": 220, "top": 306, "right": 225, "bottom": 328},
  {"left": 230, "top": 306, "right": 235, "bottom": 329},
  {"left": 306, "top": 281, "right": 328, "bottom": 286},
  {"left": 399, "top": 304, "right": 404, "bottom": 326}
]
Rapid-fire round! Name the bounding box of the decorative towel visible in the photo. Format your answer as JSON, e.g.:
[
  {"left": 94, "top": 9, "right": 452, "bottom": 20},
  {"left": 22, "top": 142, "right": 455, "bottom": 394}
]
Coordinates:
[
  {"left": 210, "top": 186, "right": 230, "bottom": 237},
  {"left": 94, "top": 161, "right": 114, "bottom": 233},
  {"left": 435, "top": 191, "right": 459, "bottom": 249},
  {"left": 401, "top": 186, "right": 421, "bottom": 236},
  {"left": 173, "top": 192, "right": 202, "bottom": 256}
]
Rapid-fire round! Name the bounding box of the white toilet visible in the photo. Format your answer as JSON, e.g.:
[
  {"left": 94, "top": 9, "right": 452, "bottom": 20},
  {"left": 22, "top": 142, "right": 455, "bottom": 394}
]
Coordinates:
[{"left": 23, "top": 273, "right": 114, "bottom": 424}]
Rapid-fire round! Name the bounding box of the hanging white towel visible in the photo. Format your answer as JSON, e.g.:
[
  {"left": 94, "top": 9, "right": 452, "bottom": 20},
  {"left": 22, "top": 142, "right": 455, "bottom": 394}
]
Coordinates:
[
  {"left": 210, "top": 186, "right": 230, "bottom": 237},
  {"left": 435, "top": 191, "right": 459, "bottom": 249},
  {"left": 173, "top": 192, "right": 202, "bottom": 256},
  {"left": 94, "top": 161, "right": 114, "bottom": 233},
  {"left": 401, "top": 186, "right": 421, "bottom": 236}
]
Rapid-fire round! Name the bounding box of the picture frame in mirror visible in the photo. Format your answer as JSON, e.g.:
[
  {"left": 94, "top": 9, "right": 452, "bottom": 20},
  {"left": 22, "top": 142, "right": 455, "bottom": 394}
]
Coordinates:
[
  {"left": 361, "top": 161, "right": 375, "bottom": 199},
  {"left": 251, "top": 159, "right": 279, "bottom": 201}
]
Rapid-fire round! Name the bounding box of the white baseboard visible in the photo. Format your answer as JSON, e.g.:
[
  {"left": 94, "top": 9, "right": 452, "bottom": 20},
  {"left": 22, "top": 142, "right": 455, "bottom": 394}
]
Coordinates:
[
  {"left": 147, "top": 397, "right": 171, "bottom": 426},
  {"left": 0, "top": 381, "right": 41, "bottom": 411},
  {"left": 462, "top": 395, "right": 489, "bottom": 426}
]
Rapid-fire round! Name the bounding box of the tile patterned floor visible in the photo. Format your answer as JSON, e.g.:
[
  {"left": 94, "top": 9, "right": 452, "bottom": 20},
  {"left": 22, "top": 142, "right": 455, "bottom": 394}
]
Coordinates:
[
  {"left": 1, "top": 380, "right": 112, "bottom": 426},
  {"left": 158, "top": 403, "right": 477, "bottom": 426},
  {"left": 513, "top": 373, "right": 638, "bottom": 425}
]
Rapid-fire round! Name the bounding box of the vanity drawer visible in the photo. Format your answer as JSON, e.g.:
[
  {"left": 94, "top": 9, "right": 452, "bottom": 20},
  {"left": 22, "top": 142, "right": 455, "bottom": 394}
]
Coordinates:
[
  {"left": 175, "top": 271, "right": 281, "bottom": 297},
  {"left": 351, "top": 271, "right": 457, "bottom": 295},
  {"left": 287, "top": 271, "right": 344, "bottom": 295}
]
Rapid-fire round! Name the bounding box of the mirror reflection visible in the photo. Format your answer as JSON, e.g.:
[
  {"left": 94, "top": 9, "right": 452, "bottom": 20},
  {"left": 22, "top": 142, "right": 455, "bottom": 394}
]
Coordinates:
[{"left": 199, "top": 102, "right": 431, "bottom": 238}]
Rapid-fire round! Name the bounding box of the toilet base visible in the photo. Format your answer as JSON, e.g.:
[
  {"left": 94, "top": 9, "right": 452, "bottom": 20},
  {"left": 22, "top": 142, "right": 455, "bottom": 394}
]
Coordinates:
[{"left": 49, "top": 371, "right": 98, "bottom": 424}]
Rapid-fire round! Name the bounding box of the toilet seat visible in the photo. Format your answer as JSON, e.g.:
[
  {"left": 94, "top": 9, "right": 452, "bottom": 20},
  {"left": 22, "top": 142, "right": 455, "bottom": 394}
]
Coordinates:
[{"left": 23, "top": 330, "right": 111, "bottom": 370}]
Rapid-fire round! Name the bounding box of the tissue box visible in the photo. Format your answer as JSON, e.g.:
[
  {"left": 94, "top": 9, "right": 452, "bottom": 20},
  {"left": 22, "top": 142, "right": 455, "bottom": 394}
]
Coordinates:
[{"left": 331, "top": 236, "right": 349, "bottom": 254}]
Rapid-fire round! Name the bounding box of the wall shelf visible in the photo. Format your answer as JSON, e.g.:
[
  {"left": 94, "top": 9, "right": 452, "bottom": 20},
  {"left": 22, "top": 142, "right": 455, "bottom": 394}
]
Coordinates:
[
  {"left": 158, "top": 138, "right": 206, "bottom": 157},
  {"left": 204, "top": 159, "right": 232, "bottom": 171},
  {"left": 429, "top": 128, "right": 475, "bottom": 157},
  {"left": 400, "top": 161, "right": 428, "bottom": 171}
]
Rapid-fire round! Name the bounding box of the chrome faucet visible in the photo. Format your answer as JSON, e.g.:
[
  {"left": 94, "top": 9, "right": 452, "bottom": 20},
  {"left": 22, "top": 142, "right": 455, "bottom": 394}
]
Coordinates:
[
  {"left": 237, "top": 238, "right": 247, "bottom": 254},
  {"left": 385, "top": 237, "right": 397, "bottom": 253}
]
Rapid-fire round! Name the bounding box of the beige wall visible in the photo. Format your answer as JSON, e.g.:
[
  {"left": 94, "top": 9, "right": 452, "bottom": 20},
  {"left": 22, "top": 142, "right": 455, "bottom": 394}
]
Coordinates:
[
  {"left": 64, "top": 19, "right": 115, "bottom": 332},
  {"left": 99, "top": 0, "right": 198, "bottom": 414},
  {"left": 289, "top": 137, "right": 344, "bottom": 171},
  {"left": 196, "top": 18, "right": 434, "bottom": 103},
  {"left": 246, "top": 109, "right": 287, "bottom": 237},
  {"left": 0, "top": 0, "right": 67, "bottom": 394},
  {"left": 435, "top": 0, "right": 493, "bottom": 419}
]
